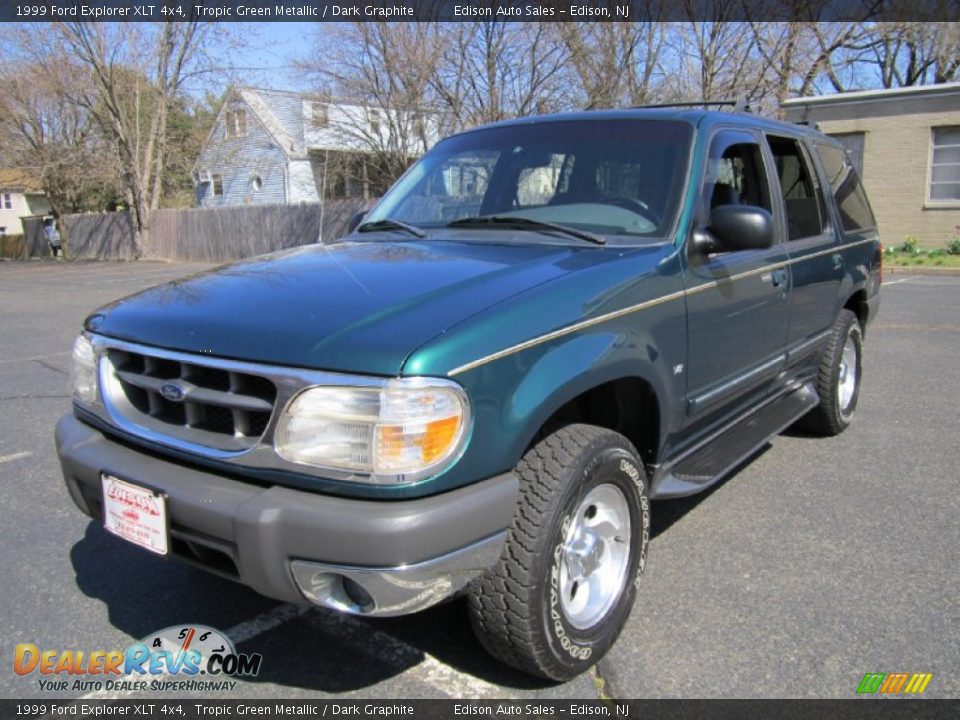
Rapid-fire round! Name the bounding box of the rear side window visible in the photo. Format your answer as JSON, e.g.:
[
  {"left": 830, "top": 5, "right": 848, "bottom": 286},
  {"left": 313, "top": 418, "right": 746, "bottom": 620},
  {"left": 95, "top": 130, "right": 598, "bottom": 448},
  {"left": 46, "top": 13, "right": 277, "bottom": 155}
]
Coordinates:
[
  {"left": 816, "top": 143, "right": 877, "bottom": 232},
  {"left": 767, "top": 136, "right": 829, "bottom": 240}
]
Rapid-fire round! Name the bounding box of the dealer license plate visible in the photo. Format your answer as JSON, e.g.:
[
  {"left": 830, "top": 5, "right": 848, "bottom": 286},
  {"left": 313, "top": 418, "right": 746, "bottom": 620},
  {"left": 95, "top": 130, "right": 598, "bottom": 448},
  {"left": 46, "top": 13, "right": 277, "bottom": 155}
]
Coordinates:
[{"left": 101, "top": 474, "right": 169, "bottom": 555}]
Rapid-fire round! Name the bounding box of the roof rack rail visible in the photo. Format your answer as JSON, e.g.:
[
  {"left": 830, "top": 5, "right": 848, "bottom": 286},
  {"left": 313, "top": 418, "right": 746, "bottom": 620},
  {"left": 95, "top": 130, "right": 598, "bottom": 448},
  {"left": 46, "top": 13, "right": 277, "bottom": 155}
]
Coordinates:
[{"left": 630, "top": 100, "right": 753, "bottom": 113}]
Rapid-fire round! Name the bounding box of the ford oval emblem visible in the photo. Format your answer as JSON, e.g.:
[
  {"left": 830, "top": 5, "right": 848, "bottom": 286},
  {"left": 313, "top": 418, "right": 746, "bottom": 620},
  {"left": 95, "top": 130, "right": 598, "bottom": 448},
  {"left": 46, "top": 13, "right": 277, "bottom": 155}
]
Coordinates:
[{"left": 159, "top": 382, "right": 186, "bottom": 403}]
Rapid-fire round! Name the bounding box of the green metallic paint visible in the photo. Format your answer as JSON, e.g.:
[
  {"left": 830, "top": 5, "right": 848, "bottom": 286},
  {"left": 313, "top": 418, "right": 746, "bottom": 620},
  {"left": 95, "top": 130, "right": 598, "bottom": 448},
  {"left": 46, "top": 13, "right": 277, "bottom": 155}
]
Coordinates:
[
  {"left": 400, "top": 244, "right": 689, "bottom": 494},
  {"left": 86, "top": 240, "right": 612, "bottom": 377}
]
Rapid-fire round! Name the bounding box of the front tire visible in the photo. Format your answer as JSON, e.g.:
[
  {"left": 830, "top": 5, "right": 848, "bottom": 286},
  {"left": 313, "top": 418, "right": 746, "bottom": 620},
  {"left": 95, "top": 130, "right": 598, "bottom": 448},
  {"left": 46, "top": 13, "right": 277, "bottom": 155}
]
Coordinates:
[
  {"left": 800, "top": 308, "right": 863, "bottom": 435},
  {"left": 467, "top": 424, "right": 650, "bottom": 681}
]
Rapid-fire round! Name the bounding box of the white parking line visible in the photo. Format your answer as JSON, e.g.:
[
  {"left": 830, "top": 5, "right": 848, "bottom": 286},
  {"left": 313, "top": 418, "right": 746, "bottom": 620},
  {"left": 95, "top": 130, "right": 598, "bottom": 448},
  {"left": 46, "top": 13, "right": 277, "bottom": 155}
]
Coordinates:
[
  {"left": 226, "top": 603, "right": 310, "bottom": 644},
  {"left": 80, "top": 602, "right": 501, "bottom": 701},
  {"left": 0, "top": 451, "right": 32, "bottom": 464},
  {"left": 883, "top": 277, "right": 914, "bottom": 286}
]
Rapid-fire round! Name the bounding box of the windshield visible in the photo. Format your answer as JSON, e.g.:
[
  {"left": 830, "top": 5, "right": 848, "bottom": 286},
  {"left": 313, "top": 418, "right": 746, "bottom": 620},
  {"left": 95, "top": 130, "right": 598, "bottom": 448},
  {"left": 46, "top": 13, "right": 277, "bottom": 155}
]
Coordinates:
[{"left": 364, "top": 119, "right": 693, "bottom": 241}]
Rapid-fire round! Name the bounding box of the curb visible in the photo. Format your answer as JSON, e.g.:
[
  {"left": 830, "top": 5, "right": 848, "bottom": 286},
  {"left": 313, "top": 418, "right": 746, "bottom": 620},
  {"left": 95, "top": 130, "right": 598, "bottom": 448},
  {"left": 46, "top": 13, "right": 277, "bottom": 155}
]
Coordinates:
[{"left": 885, "top": 265, "right": 960, "bottom": 276}]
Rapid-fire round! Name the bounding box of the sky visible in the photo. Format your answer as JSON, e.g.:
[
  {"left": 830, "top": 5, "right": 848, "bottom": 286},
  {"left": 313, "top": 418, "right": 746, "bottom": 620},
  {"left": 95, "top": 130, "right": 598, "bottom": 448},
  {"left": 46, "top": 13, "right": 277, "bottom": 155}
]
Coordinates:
[{"left": 210, "top": 22, "right": 318, "bottom": 93}]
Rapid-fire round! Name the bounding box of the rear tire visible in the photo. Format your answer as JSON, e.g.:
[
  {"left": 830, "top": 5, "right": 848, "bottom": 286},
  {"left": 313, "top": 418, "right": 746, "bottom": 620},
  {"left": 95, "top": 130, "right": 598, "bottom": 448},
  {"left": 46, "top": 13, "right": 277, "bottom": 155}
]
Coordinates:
[
  {"left": 467, "top": 424, "right": 650, "bottom": 681},
  {"left": 799, "top": 309, "right": 863, "bottom": 436}
]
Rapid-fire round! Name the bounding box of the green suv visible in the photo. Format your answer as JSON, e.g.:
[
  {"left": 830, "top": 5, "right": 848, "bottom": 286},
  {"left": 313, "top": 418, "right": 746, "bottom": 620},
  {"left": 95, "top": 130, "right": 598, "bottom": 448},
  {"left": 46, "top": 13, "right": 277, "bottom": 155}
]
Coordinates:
[{"left": 56, "top": 108, "right": 881, "bottom": 680}]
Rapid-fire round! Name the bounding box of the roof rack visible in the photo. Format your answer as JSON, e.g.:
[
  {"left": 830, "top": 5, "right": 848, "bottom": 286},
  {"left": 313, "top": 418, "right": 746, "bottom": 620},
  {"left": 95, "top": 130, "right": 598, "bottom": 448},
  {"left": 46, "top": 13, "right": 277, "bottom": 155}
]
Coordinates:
[{"left": 630, "top": 100, "right": 753, "bottom": 113}]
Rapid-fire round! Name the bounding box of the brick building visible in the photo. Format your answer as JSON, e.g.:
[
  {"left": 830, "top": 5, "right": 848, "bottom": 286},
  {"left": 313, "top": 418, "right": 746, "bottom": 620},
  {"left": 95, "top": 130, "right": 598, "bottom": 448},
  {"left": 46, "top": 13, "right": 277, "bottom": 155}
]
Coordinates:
[{"left": 782, "top": 83, "right": 960, "bottom": 248}]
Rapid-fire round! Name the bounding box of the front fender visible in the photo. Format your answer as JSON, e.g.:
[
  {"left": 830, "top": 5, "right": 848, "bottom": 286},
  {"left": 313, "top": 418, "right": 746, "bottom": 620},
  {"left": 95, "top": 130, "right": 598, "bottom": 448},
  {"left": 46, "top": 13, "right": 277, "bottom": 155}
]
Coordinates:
[
  {"left": 503, "top": 332, "right": 670, "bottom": 463},
  {"left": 412, "top": 305, "right": 686, "bottom": 497}
]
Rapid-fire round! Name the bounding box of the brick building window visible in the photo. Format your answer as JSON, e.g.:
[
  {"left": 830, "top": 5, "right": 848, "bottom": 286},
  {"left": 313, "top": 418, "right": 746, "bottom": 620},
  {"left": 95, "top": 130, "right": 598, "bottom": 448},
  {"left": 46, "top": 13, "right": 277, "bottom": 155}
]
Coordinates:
[{"left": 930, "top": 126, "right": 960, "bottom": 202}]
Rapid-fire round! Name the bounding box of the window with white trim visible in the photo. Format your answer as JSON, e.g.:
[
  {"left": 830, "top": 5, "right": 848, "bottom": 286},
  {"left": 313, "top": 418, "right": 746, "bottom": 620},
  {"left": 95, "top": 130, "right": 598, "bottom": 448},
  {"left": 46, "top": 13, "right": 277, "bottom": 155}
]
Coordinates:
[
  {"left": 309, "top": 102, "right": 329, "bottom": 128},
  {"left": 225, "top": 109, "right": 247, "bottom": 138},
  {"left": 930, "top": 126, "right": 960, "bottom": 202},
  {"left": 2, "top": 193, "right": 11, "bottom": 209}
]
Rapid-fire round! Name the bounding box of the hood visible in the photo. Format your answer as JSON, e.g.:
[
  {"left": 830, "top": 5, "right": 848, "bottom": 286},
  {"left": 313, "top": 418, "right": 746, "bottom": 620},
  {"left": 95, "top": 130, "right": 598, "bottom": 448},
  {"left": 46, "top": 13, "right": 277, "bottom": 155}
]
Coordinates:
[{"left": 88, "top": 239, "right": 616, "bottom": 375}]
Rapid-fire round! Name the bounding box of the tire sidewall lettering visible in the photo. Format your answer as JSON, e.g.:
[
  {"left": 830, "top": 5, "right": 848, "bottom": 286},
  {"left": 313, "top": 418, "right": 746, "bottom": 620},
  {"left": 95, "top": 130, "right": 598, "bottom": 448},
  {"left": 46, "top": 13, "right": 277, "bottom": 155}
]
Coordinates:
[{"left": 543, "top": 449, "right": 649, "bottom": 666}]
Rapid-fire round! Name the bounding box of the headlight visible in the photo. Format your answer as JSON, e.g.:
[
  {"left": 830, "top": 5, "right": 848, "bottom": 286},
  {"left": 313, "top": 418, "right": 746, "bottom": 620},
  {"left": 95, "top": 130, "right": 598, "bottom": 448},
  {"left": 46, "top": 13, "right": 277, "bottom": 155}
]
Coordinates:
[
  {"left": 274, "top": 378, "right": 469, "bottom": 483},
  {"left": 70, "top": 334, "right": 99, "bottom": 405}
]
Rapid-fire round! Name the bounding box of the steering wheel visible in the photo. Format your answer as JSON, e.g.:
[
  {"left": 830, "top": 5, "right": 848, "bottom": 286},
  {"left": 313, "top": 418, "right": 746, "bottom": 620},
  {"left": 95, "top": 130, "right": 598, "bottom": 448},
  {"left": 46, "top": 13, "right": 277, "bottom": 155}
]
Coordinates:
[{"left": 600, "top": 196, "right": 662, "bottom": 226}]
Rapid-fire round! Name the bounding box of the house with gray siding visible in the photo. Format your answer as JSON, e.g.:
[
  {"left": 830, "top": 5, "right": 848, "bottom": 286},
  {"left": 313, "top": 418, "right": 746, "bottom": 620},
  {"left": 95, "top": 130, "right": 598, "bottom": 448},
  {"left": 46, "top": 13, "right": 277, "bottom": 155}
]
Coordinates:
[{"left": 194, "top": 87, "right": 434, "bottom": 208}]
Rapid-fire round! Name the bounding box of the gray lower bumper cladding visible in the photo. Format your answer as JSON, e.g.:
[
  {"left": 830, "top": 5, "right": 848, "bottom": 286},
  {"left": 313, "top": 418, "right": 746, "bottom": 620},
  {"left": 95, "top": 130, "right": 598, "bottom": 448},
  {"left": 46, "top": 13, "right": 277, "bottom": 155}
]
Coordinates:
[{"left": 55, "top": 413, "right": 516, "bottom": 615}]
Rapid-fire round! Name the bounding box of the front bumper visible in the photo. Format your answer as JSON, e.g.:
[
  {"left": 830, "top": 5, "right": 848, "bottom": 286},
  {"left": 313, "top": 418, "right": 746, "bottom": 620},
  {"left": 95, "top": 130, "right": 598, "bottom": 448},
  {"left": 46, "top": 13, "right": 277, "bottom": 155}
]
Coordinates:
[{"left": 55, "top": 413, "right": 516, "bottom": 616}]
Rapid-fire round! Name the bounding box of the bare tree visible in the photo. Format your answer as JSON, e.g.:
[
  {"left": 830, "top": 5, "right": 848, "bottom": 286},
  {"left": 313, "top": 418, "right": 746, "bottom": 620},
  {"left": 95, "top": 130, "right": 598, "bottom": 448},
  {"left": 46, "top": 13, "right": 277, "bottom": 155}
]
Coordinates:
[
  {"left": 297, "top": 22, "right": 443, "bottom": 184},
  {"left": 433, "top": 22, "right": 568, "bottom": 128},
  {"left": 298, "top": 21, "right": 570, "bottom": 194},
  {"left": 744, "top": 15, "right": 873, "bottom": 111},
  {"left": 662, "top": 2, "right": 771, "bottom": 105},
  {"left": 554, "top": 19, "right": 667, "bottom": 109},
  {"left": 857, "top": 22, "right": 960, "bottom": 87},
  {"left": 43, "top": 22, "right": 212, "bottom": 255},
  {"left": 299, "top": 16, "right": 959, "bottom": 157},
  {"left": 0, "top": 49, "right": 122, "bottom": 244}
]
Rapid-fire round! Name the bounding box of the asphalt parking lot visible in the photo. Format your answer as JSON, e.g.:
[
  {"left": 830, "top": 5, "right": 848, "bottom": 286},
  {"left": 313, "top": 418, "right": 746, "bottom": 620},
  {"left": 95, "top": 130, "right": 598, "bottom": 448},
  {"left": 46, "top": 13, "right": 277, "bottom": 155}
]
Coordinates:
[{"left": 0, "top": 261, "right": 957, "bottom": 700}]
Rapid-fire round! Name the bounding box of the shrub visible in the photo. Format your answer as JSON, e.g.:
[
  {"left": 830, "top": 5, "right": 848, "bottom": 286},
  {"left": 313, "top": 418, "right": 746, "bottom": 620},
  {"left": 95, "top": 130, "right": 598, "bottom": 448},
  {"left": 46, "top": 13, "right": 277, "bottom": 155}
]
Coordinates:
[
  {"left": 899, "top": 236, "right": 920, "bottom": 254},
  {"left": 947, "top": 238, "right": 960, "bottom": 256}
]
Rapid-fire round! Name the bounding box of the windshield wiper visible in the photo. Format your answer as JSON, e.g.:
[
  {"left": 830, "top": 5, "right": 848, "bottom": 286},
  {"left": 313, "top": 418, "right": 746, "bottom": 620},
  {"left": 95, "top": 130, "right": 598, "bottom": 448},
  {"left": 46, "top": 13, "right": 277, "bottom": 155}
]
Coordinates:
[
  {"left": 356, "top": 218, "right": 428, "bottom": 238},
  {"left": 447, "top": 216, "right": 606, "bottom": 245}
]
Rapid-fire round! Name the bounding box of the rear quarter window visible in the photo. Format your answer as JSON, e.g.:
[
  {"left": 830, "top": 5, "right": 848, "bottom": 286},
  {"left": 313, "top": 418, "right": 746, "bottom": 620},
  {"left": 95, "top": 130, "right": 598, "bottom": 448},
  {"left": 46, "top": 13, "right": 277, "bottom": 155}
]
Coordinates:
[{"left": 815, "top": 143, "right": 877, "bottom": 233}]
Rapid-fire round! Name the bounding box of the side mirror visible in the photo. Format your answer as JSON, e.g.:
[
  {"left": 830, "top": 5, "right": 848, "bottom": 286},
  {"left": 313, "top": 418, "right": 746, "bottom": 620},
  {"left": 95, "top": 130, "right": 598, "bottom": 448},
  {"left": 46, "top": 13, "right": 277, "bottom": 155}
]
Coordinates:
[
  {"left": 707, "top": 205, "right": 774, "bottom": 252},
  {"left": 346, "top": 210, "right": 366, "bottom": 234},
  {"left": 692, "top": 205, "right": 775, "bottom": 255}
]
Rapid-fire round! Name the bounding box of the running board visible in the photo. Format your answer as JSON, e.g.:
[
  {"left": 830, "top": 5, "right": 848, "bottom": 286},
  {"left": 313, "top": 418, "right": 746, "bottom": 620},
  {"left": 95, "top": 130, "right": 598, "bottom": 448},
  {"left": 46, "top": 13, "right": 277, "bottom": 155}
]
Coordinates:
[{"left": 652, "top": 383, "right": 820, "bottom": 499}]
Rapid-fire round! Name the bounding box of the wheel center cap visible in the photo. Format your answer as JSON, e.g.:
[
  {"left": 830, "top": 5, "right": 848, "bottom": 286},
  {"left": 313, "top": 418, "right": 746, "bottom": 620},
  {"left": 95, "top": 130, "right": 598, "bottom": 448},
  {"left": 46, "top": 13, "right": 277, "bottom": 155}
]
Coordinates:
[{"left": 565, "top": 529, "right": 604, "bottom": 580}]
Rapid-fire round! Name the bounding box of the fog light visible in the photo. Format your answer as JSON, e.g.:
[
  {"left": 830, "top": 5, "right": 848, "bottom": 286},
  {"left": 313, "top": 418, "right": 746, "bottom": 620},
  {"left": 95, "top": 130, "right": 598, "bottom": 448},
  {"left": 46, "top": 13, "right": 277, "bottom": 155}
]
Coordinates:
[{"left": 290, "top": 562, "right": 375, "bottom": 614}]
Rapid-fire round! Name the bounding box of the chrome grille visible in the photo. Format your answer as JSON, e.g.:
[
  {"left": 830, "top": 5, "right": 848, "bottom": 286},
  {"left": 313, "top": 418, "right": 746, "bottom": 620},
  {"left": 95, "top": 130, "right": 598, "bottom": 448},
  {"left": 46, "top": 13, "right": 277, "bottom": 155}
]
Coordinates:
[{"left": 102, "top": 347, "right": 278, "bottom": 452}]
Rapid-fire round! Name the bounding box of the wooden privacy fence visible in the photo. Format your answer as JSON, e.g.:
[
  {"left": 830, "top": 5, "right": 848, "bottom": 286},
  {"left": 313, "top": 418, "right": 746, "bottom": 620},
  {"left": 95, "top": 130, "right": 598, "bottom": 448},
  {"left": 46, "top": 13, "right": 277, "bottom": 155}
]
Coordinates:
[
  {"left": 19, "top": 217, "right": 52, "bottom": 258},
  {"left": 60, "top": 200, "right": 373, "bottom": 262},
  {"left": 63, "top": 212, "right": 137, "bottom": 260}
]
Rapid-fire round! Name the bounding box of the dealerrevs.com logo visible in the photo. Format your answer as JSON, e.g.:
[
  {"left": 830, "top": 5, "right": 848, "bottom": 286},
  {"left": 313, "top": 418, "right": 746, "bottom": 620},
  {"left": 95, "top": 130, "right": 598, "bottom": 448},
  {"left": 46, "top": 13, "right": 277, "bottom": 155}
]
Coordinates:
[{"left": 14, "top": 625, "right": 262, "bottom": 693}]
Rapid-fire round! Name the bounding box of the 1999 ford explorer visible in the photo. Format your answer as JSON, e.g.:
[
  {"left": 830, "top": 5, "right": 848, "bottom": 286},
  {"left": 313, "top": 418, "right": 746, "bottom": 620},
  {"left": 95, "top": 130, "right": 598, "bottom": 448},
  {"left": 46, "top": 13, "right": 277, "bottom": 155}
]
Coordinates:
[{"left": 56, "top": 107, "right": 881, "bottom": 680}]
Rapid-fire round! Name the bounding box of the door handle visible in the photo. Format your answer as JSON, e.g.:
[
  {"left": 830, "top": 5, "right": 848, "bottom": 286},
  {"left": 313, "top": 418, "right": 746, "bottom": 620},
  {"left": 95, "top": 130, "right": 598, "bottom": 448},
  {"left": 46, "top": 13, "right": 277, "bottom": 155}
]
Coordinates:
[
  {"left": 771, "top": 268, "right": 788, "bottom": 288},
  {"left": 832, "top": 253, "right": 843, "bottom": 271}
]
